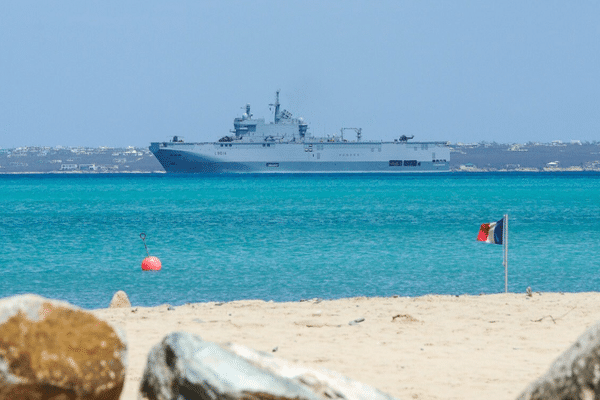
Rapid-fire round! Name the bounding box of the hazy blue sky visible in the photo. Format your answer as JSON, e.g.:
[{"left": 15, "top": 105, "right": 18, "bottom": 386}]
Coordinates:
[{"left": 1, "top": 1, "right": 599, "bottom": 148}]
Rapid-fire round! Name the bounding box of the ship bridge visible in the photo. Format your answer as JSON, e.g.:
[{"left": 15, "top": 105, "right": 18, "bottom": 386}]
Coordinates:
[{"left": 224, "top": 91, "right": 308, "bottom": 143}]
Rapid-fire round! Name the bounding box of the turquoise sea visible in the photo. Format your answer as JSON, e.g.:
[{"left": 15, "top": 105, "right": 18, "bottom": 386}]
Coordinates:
[{"left": 1, "top": 173, "right": 599, "bottom": 309}]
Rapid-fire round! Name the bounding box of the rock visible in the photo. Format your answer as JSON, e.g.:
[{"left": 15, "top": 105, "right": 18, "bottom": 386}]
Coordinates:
[
  {"left": 109, "top": 290, "right": 131, "bottom": 308},
  {"left": 517, "top": 321, "right": 600, "bottom": 400},
  {"left": 139, "top": 331, "right": 398, "bottom": 400},
  {"left": 0, "top": 294, "right": 127, "bottom": 400}
]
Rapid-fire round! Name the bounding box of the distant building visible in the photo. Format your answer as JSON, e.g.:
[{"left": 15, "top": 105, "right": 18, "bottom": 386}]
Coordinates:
[
  {"left": 61, "top": 164, "right": 78, "bottom": 171},
  {"left": 459, "top": 163, "right": 477, "bottom": 171},
  {"left": 508, "top": 144, "right": 528, "bottom": 152},
  {"left": 79, "top": 164, "right": 97, "bottom": 171}
]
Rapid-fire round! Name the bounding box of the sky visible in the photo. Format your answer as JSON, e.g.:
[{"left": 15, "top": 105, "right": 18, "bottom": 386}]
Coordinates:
[{"left": 1, "top": 1, "right": 599, "bottom": 148}]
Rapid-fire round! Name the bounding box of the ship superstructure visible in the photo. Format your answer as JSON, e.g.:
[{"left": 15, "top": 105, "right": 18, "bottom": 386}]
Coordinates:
[{"left": 150, "top": 91, "right": 450, "bottom": 173}]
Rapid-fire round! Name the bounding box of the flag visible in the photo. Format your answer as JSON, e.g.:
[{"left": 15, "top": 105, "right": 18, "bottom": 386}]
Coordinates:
[{"left": 477, "top": 218, "right": 504, "bottom": 245}]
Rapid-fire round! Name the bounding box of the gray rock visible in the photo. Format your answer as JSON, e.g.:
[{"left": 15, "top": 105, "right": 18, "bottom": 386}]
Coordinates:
[
  {"left": 140, "top": 332, "right": 398, "bottom": 400},
  {"left": 0, "top": 294, "right": 127, "bottom": 400},
  {"left": 517, "top": 321, "right": 600, "bottom": 400},
  {"left": 349, "top": 317, "right": 365, "bottom": 326}
]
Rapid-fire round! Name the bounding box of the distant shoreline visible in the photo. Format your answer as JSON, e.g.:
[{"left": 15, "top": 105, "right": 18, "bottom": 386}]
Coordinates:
[
  {"left": 1, "top": 142, "right": 599, "bottom": 173},
  {"left": 1, "top": 169, "right": 599, "bottom": 175},
  {"left": 0, "top": 170, "right": 166, "bottom": 175}
]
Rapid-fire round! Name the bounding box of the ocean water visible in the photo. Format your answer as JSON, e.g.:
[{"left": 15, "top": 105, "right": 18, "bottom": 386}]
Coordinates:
[{"left": 1, "top": 172, "right": 599, "bottom": 309}]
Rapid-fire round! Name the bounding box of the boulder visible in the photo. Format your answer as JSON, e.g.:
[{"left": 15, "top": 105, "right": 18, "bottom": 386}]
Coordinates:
[
  {"left": 518, "top": 321, "right": 600, "bottom": 400},
  {"left": 140, "top": 331, "right": 398, "bottom": 400},
  {"left": 0, "top": 294, "right": 127, "bottom": 400},
  {"left": 109, "top": 290, "right": 131, "bottom": 308}
]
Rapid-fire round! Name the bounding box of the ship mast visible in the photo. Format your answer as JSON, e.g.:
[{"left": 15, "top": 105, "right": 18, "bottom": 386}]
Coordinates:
[{"left": 270, "top": 90, "right": 281, "bottom": 124}]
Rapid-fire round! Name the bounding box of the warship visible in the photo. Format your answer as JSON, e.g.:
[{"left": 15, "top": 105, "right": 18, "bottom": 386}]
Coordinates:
[{"left": 149, "top": 91, "right": 450, "bottom": 173}]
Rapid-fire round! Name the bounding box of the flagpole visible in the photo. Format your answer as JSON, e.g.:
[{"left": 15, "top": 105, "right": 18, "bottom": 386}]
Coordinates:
[{"left": 504, "top": 214, "right": 508, "bottom": 293}]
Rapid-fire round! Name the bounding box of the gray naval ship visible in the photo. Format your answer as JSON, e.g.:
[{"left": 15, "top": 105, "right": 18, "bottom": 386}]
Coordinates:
[{"left": 149, "top": 91, "right": 450, "bottom": 173}]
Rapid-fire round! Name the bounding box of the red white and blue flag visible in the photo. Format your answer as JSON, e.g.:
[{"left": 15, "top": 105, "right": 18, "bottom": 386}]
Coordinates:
[{"left": 477, "top": 218, "right": 504, "bottom": 245}]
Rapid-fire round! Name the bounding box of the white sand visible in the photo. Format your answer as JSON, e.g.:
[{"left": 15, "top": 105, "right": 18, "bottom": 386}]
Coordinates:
[{"left": 93, "top": 292, "right": 600, "bottom": 400}]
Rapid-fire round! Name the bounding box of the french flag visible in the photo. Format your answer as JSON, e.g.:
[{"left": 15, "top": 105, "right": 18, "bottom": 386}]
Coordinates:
[{"left": 477, "top": 218, "right": 504, "bottom": 245}]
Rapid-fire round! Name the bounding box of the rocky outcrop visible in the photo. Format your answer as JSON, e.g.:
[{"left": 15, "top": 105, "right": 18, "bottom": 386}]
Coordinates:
[
  {"left": 518, "top": 321, "right": 600, "bottom": 400},
  {"left": 139, "top": 331, "right": 398, "bottom": 400},
  {"left": 0, "top": 294, "right": 127, "bottom": 400},
  {"left": 109, "top": 290, "right": 131, "bottom": 308}
]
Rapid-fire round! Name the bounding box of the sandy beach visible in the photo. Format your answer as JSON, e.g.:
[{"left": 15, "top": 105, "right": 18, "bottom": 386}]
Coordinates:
[{"left": 93, "top": 292, "right": 600, "bottom": 400}]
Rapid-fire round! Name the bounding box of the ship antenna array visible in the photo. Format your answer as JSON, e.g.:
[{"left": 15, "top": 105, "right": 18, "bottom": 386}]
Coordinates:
[{"left": 340, "top": 127, "right": 362, "bottom": 142}]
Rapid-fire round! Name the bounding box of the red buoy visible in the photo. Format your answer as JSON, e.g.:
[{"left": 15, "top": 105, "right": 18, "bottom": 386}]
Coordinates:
[
  {"left": 142, "top": 256, "right": 162, "bottom": 271},
  {"left": 140, "top": 233, "right": 161, "bottom": 271}
]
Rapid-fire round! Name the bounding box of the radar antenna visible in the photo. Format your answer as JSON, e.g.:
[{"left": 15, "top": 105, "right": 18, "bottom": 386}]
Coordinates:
[{"left": 269, "top": 90, "right": 281, "bottom": 124}]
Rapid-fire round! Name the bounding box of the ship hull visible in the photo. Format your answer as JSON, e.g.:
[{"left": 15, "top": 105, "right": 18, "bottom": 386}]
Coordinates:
[{"left": 150, "top": 141, "right": 450, "bottom": 173}]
